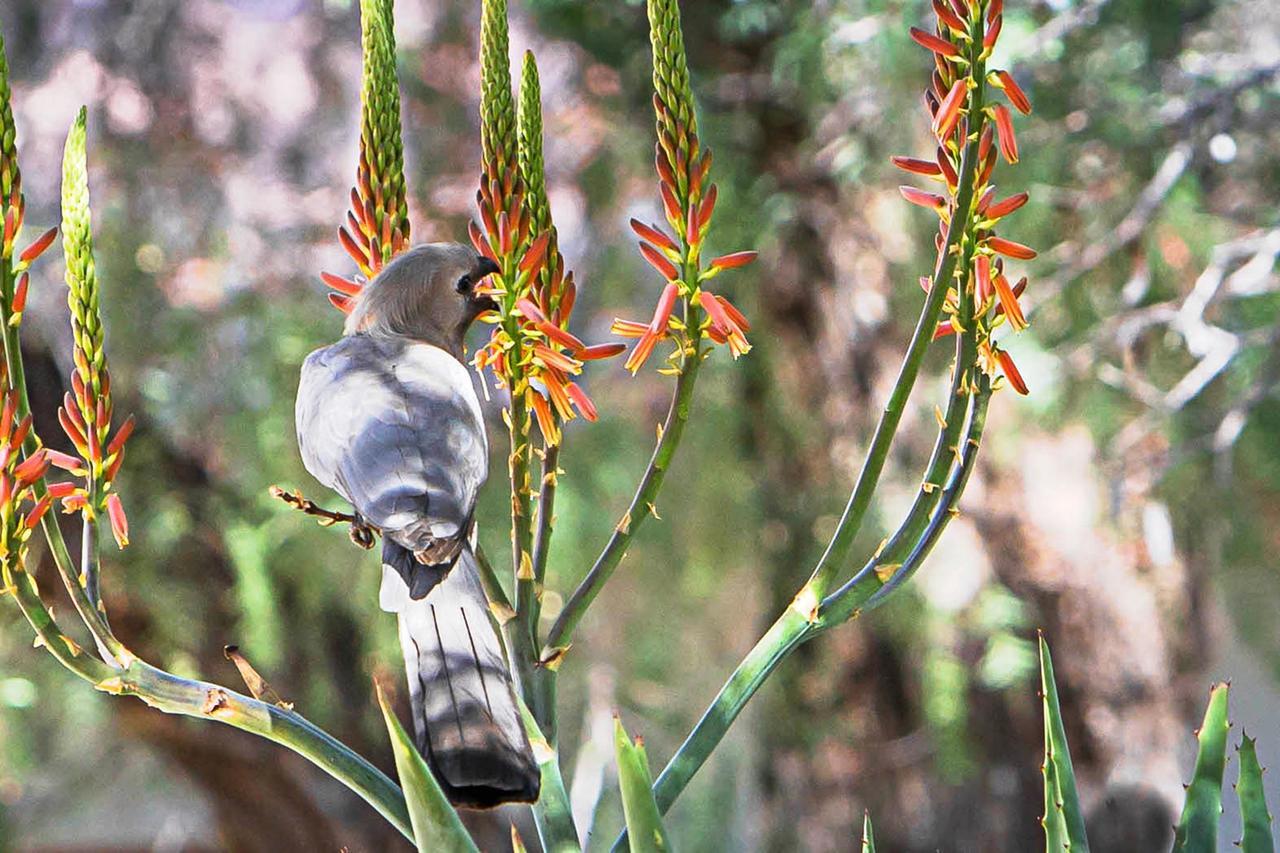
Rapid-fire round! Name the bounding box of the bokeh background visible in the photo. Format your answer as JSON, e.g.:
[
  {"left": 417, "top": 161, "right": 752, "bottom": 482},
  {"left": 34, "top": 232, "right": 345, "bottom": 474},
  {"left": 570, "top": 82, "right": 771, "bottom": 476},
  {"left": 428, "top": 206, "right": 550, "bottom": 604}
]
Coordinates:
[{"left": 0, "top": 0, "right": 1277, "bottom": 850}]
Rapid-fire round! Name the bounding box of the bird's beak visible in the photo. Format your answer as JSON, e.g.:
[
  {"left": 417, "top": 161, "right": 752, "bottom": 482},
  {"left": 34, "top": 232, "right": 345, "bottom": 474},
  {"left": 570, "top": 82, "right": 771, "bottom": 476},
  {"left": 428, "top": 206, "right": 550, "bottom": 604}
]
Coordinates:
[{"left": 472, "top": 256, "right": 502, "bottom": 312}]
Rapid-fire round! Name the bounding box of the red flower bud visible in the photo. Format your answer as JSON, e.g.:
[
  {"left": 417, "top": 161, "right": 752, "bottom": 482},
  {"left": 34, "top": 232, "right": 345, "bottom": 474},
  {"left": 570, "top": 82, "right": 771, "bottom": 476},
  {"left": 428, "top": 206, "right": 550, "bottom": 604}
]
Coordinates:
[
  {"left": 566, "top": 382, "right": 598, "bottom": 422},
  {"left": 988, "top": 236, "right": 1037, "bottom": 260},
  {"left": 519, "top": 231, "right": 552, "bottom": 276},
  {"left": 46, "top": 481, "right": 79, "bottom": 499},
  {"left": 575, "top": 342, "right": 627, "bottom": 361},
  {"left": 900, "top": 186, "right": 948, "bottom": 212},
  {"left": 976, "top": 254, "right": 994, "bottom": 304},
  {"left": 994, "top": 70, "right": 1032, "bottom": 115},
  {"left": 630, "top": 219, "right": 680, "bottom": 254},
  {"left": 709, "top": 251, "right": 759, "bottom": 273},
  {"left": 993, "top": 273, "right": 1028, "bottom": 331},
  {"left": 11, "top": 271, "right": 29, "bottom": 315},
  {"left": 107, "top": 415, "right": 136, "bottom": 459},
  {"left": 909, "top": 27, "right": 960, "bottom": 57},
  {"left": 320, "top": 271, "right": 362, "bottom": 297},
  {"left": 24, "top": 494, "right": 52, "bottom": 530},
  {"left": 997, "top": 349, "right": 1029, "bottom": 395},
  {"left": 892, "top": 156, "right": 942, "bottom": 177},
  {"left": 639, "top": 241, "right": 681, "bottom": 281},
  {"left": 986, "top": 192, "right": 1029, "bottom": 219},
  {"left": 933, "top": 79, "right": 968, "bottom": 141},
  {"left": 107, "top": 492, "right": 129, "bottom": 548},
  {"left": 45, "top": 449, "right": 85, "bottom": 474},
  {"left": 992, "top": 104, "right": 1019, "bottom": 163},
  {"left": 328, "top": 293, "right": 354, "bottom": 314}
]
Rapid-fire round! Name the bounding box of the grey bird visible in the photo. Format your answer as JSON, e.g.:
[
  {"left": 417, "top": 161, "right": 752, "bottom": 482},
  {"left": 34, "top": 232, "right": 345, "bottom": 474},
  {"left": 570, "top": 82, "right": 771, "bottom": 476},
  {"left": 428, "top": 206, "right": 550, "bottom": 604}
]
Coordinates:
[{"left": 295, "top": 242, "right": 540, "bottom": 807}]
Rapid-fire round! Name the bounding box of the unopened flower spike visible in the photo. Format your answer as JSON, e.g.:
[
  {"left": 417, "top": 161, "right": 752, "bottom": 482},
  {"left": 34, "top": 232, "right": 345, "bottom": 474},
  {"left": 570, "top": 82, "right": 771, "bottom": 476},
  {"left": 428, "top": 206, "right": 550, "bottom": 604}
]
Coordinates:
[
  {"left": 324, "top": 0, "right": 410, "bottom": 311},
  {"left": 59, "top": 107, "right": 134, "bottom": 547}
]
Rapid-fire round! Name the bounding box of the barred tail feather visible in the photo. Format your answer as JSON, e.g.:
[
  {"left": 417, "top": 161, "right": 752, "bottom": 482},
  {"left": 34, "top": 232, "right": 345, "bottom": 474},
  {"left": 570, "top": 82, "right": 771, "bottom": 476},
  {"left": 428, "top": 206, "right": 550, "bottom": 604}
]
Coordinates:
[{"left": 393, "top": 544, "right": 540, "bottom": 808}]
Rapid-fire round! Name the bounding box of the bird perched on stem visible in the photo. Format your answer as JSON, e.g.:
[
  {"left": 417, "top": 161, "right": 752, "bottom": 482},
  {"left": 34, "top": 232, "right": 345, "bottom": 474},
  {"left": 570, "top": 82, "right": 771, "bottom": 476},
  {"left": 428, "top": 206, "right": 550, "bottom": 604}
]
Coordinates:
[{"left": 295, "top": 242, "right": 540, "bottom": 807}]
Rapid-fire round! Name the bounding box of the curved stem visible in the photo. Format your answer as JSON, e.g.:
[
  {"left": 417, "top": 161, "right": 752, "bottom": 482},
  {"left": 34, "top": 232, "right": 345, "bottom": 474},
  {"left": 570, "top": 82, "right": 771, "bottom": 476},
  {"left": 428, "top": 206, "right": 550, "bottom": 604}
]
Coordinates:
[
  {"left": 1, "top": 554, "right": 115, "bottom": 683},
  {"left": 805, "top": 21, "right": 989, "bottom": 602},
  {"left": 545, "top": 353, "right": 702, "bottom": 652},
  {"left": 104, "top": 660, "right": 413, "bottom": 840},
  {"left": 613, "top": 386, "right": 992, "bottom": 848},
  {"left": 511, "top": 387, "right": 536, "bottom": 642},
  {"left": 529, "top": 441, "right": 560, "bottom": 627}
]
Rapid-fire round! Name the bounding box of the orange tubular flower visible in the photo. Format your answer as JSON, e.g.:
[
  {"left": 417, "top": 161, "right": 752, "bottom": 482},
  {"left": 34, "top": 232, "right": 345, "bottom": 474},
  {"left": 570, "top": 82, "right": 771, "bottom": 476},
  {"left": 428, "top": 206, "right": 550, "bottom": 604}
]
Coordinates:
[
  {"left": 997, "top": 349, "right": 1029, "bottom": 395},
  {"left": 892, "top": 156, "right": 943, "bottom": 177},
  {"left": 992, "top": 103, "right": 1018, "bottom": 163}
]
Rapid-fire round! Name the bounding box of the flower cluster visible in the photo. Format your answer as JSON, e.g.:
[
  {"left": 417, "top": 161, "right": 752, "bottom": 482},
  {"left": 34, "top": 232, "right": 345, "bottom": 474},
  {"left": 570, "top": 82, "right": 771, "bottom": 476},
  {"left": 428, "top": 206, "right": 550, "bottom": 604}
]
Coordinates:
[
  {"left": 0, "top": 371, "right": 48, "bottom": 568},
  {"left": 0, "top": 34, "right": 57, "bottom": 327},
  {"left": 323, "top": 0, "right": 411, "bottom": 314},
  {"left": 469, "top": 2, "right": 622, "bottom": 444},
  {"left": 56, "top": 109, "right": 133, "bottom": 548},
  {"left": 614, "top": 0, "right": 757, "bottom": 375},
  {"left": 898, "top": 0, "right": 1035, "bottom": 394}
]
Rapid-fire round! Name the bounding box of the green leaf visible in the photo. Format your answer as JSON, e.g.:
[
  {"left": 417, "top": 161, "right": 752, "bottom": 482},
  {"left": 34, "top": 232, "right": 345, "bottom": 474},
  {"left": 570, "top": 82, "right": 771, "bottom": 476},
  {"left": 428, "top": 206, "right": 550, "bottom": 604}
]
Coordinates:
[
  {"left": 1237, "top": 733, "right": 1274, "bottom": 853},
  {"left": 1038, "top": 633, "right": 1090, "bottom": 852},
  {"left": 614, "top": 716, "right": 673, "bottom": 853},
  {"left": 519, "top": 698, "right": 580, "bottom": 852},
  {"left": 1172, "top": 682, "right": 1230, "bottom": 853},
  {"left": 375, "top": 686, "right": 478, "bottom": 853},
  {"left": 861, "top": 811, "right": 876, "bottom": 853}
]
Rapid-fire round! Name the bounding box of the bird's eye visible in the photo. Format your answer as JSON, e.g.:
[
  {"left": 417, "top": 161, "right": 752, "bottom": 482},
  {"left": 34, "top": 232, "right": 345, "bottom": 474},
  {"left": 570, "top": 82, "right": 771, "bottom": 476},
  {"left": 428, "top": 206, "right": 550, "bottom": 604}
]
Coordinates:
[{"left": 455, "top": 274, "right": 472, "bottom": 294}]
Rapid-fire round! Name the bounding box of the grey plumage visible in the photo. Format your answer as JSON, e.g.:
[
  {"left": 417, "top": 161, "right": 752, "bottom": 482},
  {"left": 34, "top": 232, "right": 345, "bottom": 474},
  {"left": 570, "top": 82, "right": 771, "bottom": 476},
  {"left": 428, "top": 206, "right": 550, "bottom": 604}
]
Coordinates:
[{"left": 295, "top": 243, "right": 539, "bottom": 807}]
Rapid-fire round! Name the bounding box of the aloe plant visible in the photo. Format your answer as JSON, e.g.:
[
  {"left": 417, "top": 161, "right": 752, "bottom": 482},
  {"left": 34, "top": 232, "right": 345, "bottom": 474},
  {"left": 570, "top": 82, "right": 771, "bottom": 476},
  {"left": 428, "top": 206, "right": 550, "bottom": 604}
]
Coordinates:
[
  {"left": 1173, "top": 683, "right": 1232, "bottom": 853},
  {"left": 376, "top": 686, "right": 478, "bottom": 853},
  {"left": 1237, "top": 734, "right": 1275, "bottom": 853},
  {"left": 12, "top": 2, "right": 1267, "bottom": 851},
  {"left": 1037, "top": 637, "right": 1276, "bottom": 853},
  {"left": 1038, "top": 634, "right": 1090, "bottom": 852},
  {"left": 615, "top": 716, "right": 673, "bottom": 852}
]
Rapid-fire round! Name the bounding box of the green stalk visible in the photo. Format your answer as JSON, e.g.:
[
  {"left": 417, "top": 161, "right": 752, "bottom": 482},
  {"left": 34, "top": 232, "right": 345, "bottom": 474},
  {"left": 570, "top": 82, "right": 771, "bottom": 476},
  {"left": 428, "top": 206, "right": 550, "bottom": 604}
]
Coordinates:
[
  {"left": 520, "top": 699, "right": 580, "bottom": 852},
  {"left": 805, "top": 11, "right": 988, "bottom": 602},
  {"left": 0, "top": 553, "right": 115, "bottom": 683},
  {"left": 619, "top": 386, "right": 989, "bottom": 847},
  {"left": 103, "top": 660, "right": 414, "bottom": 841},
  {"left": 529, "top": 441, "right": 559, "bottom": 626},
  {"left": 545, "top": 353, "right": 702, "bottom": 653},
  {"left": 511, "top": 384, "right": 536, "bottom": 640}
]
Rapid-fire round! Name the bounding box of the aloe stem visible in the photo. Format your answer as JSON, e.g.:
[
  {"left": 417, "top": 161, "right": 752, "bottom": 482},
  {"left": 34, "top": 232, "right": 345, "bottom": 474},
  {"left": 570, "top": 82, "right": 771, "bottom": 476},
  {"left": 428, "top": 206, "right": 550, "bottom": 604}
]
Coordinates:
[
  {"left": 806, "top": 13, "right": 988, "bottom": 602},
  {"left": 619, "top": 385, "right": 989, "bottom": 846},
  {"left": 546, "top": 355, "right": 701, "bottom": 652},
  {"left": 529, "top": 441, "right": 559, "bottom": 626},
  {"left": 106, "top": 660, "right": 414, "bottom": 840}
]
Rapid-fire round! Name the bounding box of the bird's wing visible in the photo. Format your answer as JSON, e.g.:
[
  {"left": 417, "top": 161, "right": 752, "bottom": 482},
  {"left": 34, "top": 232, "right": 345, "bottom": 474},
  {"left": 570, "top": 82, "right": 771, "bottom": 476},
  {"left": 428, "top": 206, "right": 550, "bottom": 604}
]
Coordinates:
[{"left": 295, "top": 334, "right": 487, "bottom": 548}]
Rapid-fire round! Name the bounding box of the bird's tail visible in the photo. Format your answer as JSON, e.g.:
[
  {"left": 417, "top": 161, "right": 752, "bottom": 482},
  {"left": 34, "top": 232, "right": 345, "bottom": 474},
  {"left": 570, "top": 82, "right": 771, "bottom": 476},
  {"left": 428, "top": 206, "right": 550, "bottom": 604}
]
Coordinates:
[{"left": 385, "top": 541, "right": 541, "bottom": 808}]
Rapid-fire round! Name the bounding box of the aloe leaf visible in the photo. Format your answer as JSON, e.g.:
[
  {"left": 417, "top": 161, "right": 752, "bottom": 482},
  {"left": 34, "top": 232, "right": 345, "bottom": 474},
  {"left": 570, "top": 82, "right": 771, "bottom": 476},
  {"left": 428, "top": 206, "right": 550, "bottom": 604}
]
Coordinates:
[
  {"left": 375, "top": 686, "right": 478, "bottom": 853},
  {"left": 519, "top": 698, "right": 580, "bottom": 852},
  {"left": 614, "top": 716, "right": 673, "bottom": 852},
  {"left": 862, "top": 811, "right": 876, "bottom": 853},
  {"left": 1172, "top": 682, "right": 1230, "bottom": 853},
  {"left": 1038, "top": 634, "right": 1090, "bottom": 852},
  {"left": 1237, "top": 733, "right": 1274, "bottom": 853}
]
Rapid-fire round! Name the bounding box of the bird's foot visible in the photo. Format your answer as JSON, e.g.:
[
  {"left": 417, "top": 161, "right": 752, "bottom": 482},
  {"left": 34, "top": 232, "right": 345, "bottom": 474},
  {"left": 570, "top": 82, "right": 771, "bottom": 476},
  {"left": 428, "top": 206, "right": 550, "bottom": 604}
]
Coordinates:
[{"left": 269, "top": 485, "right": 379, "bottom": 550}]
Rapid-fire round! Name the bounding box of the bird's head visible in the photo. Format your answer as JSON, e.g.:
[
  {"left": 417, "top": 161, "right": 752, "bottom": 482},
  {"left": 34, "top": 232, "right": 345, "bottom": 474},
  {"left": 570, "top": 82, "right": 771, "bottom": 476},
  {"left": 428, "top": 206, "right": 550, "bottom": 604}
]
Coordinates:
[{"left": 344, "top": 242, "right": 501, "bottom": 357}]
